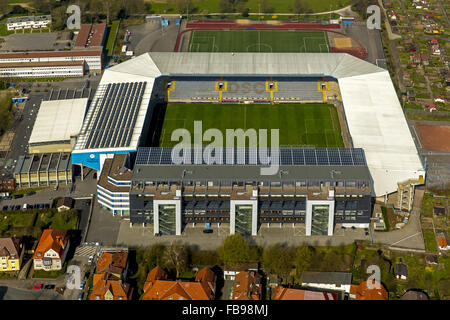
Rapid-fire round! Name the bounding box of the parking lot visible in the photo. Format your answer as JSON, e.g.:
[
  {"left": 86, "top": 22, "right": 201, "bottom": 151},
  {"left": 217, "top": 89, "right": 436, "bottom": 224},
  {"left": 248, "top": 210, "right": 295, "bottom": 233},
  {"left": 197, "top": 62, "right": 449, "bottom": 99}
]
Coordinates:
[{"left": 115, "top": 221, "right": 370, "bottom": 249}]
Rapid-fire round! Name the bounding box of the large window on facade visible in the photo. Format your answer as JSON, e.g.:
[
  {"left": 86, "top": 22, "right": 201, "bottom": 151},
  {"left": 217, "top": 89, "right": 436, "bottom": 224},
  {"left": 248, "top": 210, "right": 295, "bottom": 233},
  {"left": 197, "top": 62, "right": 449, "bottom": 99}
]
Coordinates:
[
  {"left": 235, "top": 204, "right": 253, "bottom": 236},
  {"left": 159, "top": 204, "right": 176, "bottom": 235},
  {"left": 311, "top": 205, "right": 330, "bottom": 236}
]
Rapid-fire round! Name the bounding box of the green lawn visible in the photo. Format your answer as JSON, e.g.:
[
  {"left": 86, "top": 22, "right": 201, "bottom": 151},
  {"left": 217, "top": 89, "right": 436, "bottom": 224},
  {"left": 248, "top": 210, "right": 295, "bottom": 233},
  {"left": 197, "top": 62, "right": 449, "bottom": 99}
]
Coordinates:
[
  {"left": 424, "top": 231, "right": 438, "bottom": 252},
  {"left": 32, "top": 262, "right": 67, "bottom": 279},
  {"left": 159, "top": 103, "right": 343, "bottom": 148},
  {"left": 149, "top": 0, "right": 350, "bottom": 14},
  {"left": 188, "top": 30, "right": 330, "bottom": 53},
  {"left": 106, "top": 20, "right": 120, "bottom": 57}
]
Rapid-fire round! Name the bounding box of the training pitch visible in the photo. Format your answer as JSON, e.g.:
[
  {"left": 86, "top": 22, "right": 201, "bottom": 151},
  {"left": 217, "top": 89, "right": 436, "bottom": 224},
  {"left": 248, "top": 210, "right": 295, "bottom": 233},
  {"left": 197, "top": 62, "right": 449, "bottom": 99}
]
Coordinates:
[
  {"left": 158, "top": 103, "right": 343, "bottom": 148},
  {"left": 188, "top": 30, "right": 330, "bottom": 53}
]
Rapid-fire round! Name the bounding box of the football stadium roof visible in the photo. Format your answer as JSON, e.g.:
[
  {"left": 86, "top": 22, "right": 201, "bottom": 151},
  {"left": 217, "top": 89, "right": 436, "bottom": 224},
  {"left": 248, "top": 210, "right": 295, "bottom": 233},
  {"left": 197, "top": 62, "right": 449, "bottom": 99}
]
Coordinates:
[
  {"left": 74, "top": 52, "right": 424, "bottom": 196},
  {"left": 29, "top": 98, "right": 88, "bottom": 145}
]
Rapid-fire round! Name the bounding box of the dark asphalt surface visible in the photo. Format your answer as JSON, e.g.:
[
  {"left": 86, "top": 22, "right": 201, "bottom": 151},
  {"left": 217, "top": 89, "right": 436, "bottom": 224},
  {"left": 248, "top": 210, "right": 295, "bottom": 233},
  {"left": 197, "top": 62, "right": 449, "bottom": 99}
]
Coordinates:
[{"left": 0, "top": 286, "right": 63, "bottom": 300}]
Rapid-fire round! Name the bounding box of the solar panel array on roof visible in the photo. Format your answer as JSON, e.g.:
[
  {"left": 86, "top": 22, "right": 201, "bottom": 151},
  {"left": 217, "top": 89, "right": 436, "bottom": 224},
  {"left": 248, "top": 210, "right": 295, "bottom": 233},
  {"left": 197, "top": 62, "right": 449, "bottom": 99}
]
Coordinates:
[
  {"left": 85, "top": 82, "right": 147, "bottom": 149},
  {"left": 135, "top": 147, "right": 367, "bottom": 166}
]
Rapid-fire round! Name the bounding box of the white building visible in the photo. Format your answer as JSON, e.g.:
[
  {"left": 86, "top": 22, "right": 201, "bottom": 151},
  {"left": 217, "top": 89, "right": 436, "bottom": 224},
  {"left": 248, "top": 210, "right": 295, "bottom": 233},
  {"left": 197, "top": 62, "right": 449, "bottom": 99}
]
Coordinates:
[
  {"left": 0, "top": 61, "right": 84, "bottom": 78},
  {"left": 301, "top": 271, "right": 353, "bottom": 293},
  {"left": 28, "top": 98, "right": 88, "bottom": 154},
  {"left": 7, "top": 15, "right": 51, "bottom": 31},
  {"left": 0, "top": 50, "right": 102, "bottom": 74},
  {"left": 97, "top": 154, "right": 131, "bottom": 216}
]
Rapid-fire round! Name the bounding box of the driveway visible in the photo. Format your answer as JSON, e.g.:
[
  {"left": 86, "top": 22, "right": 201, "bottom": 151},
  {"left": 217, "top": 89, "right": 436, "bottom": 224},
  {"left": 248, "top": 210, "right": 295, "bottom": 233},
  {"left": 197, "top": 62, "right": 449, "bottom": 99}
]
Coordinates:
[{"left": 0, "top": 286, "right": 63, "bottom": 300}]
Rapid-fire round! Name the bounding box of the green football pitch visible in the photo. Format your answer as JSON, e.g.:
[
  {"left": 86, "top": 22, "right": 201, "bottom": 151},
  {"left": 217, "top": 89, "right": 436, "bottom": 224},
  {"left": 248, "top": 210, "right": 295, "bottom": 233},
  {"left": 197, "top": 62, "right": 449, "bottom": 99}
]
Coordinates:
[
  {"left": 158, "top": 103, "right": 343, "bottom": 148},
  {"left": 188, "top": 30, "right": 330, "bottom": 53}
]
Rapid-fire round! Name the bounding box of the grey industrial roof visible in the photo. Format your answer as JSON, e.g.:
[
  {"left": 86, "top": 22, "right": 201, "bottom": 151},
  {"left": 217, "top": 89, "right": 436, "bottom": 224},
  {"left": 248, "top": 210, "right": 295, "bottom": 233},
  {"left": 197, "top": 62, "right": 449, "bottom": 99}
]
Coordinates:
[
  {"left": 82, "top": 52, "right": 425, "bottom": 196},
  {"left": 133, "top": 163, "right": 372, "bottom": 182},
  {"left": 301, "top": 271, "right": 352, "bottom": 285}
]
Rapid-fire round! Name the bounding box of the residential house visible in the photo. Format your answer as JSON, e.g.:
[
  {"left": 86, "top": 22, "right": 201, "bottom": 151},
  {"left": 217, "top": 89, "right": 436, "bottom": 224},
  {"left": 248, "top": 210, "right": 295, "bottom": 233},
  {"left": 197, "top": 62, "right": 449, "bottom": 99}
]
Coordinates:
[
  {"left": 142, "top": 266, "right": 216, "bottom": 300},
  {"left": 431, "top": 44, "right": 440, "bottom": 56},
  {"left": 433, "top": 206, "right": 446, "bottom": 216},
  {"left": 410, "top": 53, "right": 421, "bottom": 65},
  {"left": 0, "top": 178, "right": 15, "bottom": 191},
  {"left": 425, "top": 255, "right": 438, "bottom": 266},
  {"left": 395, "top": 263, "right": 408, "bottom": 280},
  {"left": 437, "top": 233, "right": 449, "bottom": 250},
  {"left": 33, "top": 229, "right": 70, "bottom": 271},
  {"left": 428, "top": 104, "right": 437, "bottom": 112},
  {"left": 349, "top": 281, "right": 388, "bottom": 300},
  {"left": 232, "top": 271, "right": 262, "bottom": 300},
  {"left": 90, "top": 272, "right": 132, "bottom": 300},
  {"left": 400, "top": 290, "right": 429, "bottom": 300},
  {"left": 421, "top": 54, "right": 430, "bottom": 66},
  {"left": 407, "top": 89, "right": 416, "bottom": 100},
  {"left": 56, "top": 197, "right": 74, "bottom": 212},
  {"left": 95, "top": 250, "right": 129, "bottom": 281},
  {"left": 434, "top": 97, "right": 446, "bottom": 104},
  {"left": 0, "top": 237, "right": 24, "bottom": 272},
  {"left": 388, "top": 11, "right": 398, "bottom": 20},
  {"left": 272, "top": 286, "right": 340, "bottom": 300},
  {"left": 224, "top": 262, "right": 259, "bottom": 281},
  {"left": 300, "top": 271, "right": 352, "bottom": 294}
]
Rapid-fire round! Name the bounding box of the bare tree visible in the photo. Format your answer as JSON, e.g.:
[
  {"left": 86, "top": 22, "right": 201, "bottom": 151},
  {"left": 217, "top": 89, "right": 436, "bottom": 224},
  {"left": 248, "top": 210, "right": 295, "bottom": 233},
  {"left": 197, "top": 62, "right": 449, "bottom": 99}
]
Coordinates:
[{"left": 162, "top": 242, "right": 188, "bottom": 278}]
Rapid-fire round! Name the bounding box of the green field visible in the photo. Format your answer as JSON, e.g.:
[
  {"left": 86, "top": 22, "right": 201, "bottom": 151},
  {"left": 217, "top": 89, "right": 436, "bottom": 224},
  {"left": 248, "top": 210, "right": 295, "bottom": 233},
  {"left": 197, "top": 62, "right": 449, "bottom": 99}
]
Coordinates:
[
  {"left": 158, "top": 103, "right": 343, "bottom": 148},
  {"left": 148, "top": 0, "right": 350, "bottom": 14},
  {"left": 188, "top": 30, "right": 330, "bottom": 53},
  {"left": 106, "top": 20, "right": 120, "bottom": 57}
]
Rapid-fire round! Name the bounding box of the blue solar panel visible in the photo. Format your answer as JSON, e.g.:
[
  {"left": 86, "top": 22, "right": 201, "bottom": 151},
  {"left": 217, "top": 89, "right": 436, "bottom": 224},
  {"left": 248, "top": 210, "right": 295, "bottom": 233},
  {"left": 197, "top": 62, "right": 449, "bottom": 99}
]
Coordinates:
[
  {"left": 135, "top": 147, "right": 367, "bottom": 167},
  {"left": 85, "top": 82, "right": 146, "bottom": 149}
]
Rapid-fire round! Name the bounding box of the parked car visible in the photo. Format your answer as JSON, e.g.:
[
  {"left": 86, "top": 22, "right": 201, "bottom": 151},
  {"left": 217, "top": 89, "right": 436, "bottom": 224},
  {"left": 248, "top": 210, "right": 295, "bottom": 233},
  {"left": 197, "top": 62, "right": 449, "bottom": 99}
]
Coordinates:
[
  {"left": 203, "top": 229, "right": 213, "bottom": 234},
  {"left": 26, "top": 191, "right": 36, "bottom": 196},
  {"left": 88, "top": 256, "right": 94, "bottom": 264},
  {"left": 80, "top": 281, "right": 86, "bottom": 290},
  {"left": 4, "top": 196, "right": 11, "bottom": 200},
  {"left": 33, "top": 283, "right": 43, "bottom": 290},
  {"left": 77, "top": 292, "right": 84, "bottom": 300},
  {"left": 2, "top": 205, "right": 8, "bottom": 211},
  {"left": 44, "top": 203, "right": 50, "bottom": 209},
  {"left": 8, "top": 205, "right": 14, "bottom": 210},
  {"left": 39, "top": 203, "right": 44, "bottom": 209},
  {"left": 22, "top": 204, "right": 28, "bottom": 210},
  {"left": 14, "top": 205, "right": 21, "bottom": 211},
  {"left": 84, "top": 272, "right": 90, "bottom": 280},
  {"left": 44, "top": 284, "right": 55, "bottom": 290},
  {"left": 13, "top": 194, "right": 23, "bottom": 199}
]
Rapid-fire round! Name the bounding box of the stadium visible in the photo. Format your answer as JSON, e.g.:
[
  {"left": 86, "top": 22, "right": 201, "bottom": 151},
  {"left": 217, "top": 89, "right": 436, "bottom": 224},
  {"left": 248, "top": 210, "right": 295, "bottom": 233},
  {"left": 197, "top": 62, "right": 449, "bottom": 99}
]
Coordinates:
[{"left": 72, "top": 51, "right": 426, "bottom": 237}]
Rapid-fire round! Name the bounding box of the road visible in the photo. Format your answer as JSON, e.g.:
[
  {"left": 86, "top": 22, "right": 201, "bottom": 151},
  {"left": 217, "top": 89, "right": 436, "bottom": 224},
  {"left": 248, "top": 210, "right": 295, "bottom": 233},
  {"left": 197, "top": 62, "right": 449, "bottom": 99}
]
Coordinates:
[
  {"left": 436, "top": 0, "right": 449, "bottom": 27},
  {"left": 0, "top": 286, "right": 63, "bottom": 300}
]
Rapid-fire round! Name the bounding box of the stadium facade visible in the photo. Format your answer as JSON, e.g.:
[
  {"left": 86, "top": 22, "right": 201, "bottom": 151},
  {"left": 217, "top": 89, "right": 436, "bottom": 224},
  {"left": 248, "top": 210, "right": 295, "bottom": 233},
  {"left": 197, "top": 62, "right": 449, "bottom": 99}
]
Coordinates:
[{"left": 73, "top": 52, "right": 425, "bottom": 236}]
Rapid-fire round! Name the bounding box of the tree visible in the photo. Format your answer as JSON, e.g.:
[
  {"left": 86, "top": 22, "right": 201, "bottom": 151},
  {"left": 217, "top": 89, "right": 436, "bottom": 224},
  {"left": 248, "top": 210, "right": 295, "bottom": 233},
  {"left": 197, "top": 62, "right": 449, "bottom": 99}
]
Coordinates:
[
  {"left": 175, "top": 0, "right": 192, "bottom": 14},
  {"left": 218, "top": 234, "right": 252, "bottom": 265},
  {"left": 51, "top": 6, "right": 68, "bottom": 31},
  {"left": 0, "top": 0, "right": 9, "bottom": 14},
  {"left": 218, "top": 0, "right": 233, "bottom": 13},
  {"left": 293, "top": 0, "right": 309, "bottom": 15},
  {"left": 262, "top": 244, "right": 294, "bottom": 280},
  {"left": 260, "top": 0, "right": 272, "bottom": 14},
  {"left": 162, "top": 242, "right": 188, "bottom": 278},
  {"left": 294, "top": 245, "right": 313, "bottom": 281}
]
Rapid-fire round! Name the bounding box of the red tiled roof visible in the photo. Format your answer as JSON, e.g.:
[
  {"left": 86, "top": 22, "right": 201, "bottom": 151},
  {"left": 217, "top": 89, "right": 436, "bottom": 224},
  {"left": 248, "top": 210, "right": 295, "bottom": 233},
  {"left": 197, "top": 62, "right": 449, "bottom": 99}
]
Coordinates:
[
  {"left": 142, "top": 267, "right": 216, "bottom": 300},
  {"left": 90, "top": 273, "right": 132, "bottom": 300},
  {"left": 350, "top": 281, "right": 388, "bottom": 300},
  {"left": 272, "top": 286, "right": 339, "bottom": 300},
  {"left": 33, "top": 229, "right": 69, "bottom": 260},
  {"left": 232, "top": 271, "right": 262, "bottom": 300},
  {"left": 74, "top": 24, "right": 106, "bottom": 48}
]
